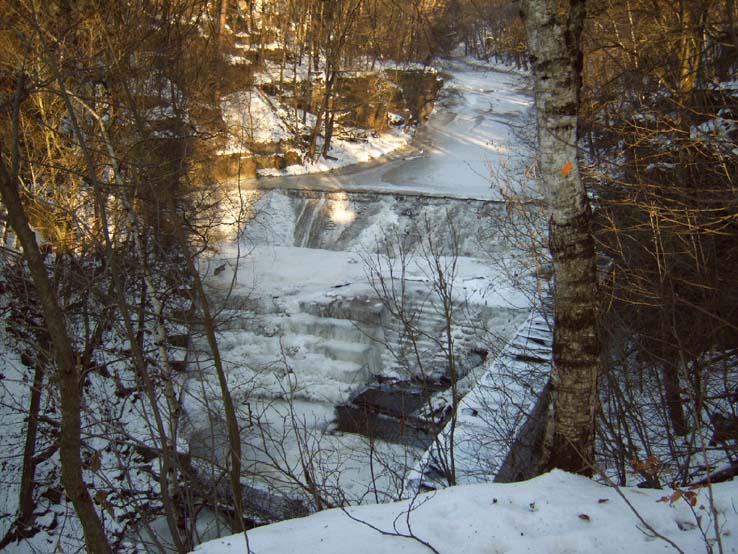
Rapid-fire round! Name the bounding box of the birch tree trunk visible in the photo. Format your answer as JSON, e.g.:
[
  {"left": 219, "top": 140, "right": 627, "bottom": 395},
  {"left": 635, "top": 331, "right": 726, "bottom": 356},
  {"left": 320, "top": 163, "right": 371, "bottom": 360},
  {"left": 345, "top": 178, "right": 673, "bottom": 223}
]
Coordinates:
[{"left": 522, "top": 0, "right": 599, "bottom": 475}]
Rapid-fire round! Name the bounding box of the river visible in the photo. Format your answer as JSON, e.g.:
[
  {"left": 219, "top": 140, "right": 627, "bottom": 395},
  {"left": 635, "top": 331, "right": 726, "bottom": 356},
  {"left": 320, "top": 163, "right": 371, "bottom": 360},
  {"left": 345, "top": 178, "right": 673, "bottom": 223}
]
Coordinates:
[{"left": 181, "top": 54, "right": 536, "bottom": 530}]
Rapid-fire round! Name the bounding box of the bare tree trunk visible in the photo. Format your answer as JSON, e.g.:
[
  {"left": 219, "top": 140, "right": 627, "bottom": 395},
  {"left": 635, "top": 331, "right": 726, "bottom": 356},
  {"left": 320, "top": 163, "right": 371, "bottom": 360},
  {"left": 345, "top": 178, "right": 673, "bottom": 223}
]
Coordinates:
[
  {"left": 727, "top": 0, "right": 738, "bottom": 56},
  {"left": 320, "top": 72, "right": 337, "bottom": 158},
  {"left": 522, "top": 0, "right": 599, "bottom": 476},
  {"left": 0, "top": 159, "right": 112, "bottom": 554},
  {"left": 218, "top": 0, "right": 228, "bottom": 42},
  {"left": 18, "top": 339, "right": 47, "bottom": 529},
  {"left": 166, "top": 195, "right": 247, "bottom": 538},
  {"left": 663, "top": 365, "right": 688, "bottom": 436},
  {"left": 0, "top": 328, "right": 48, "bottom": 549}
]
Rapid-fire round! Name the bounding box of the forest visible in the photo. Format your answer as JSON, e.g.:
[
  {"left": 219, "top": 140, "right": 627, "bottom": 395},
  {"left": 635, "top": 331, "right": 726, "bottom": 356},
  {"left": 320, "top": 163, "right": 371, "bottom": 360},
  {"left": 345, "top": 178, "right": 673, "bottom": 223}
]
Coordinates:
[{"left": 0, "top": 1, "right": 736, "bottom": 553}]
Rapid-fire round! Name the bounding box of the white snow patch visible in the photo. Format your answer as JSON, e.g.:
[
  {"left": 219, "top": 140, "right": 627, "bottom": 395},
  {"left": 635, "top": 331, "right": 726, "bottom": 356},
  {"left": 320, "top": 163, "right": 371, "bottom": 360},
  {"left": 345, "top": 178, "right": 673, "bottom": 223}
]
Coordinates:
[
  {"left": 193, "top": 470, "right": 738, "bottom": 554},
  {"left": 220, "top": 89, "right": 291, "bottom": 151},
  {"left": 258, "top": 127, "right": 412, "bottom": 177}
]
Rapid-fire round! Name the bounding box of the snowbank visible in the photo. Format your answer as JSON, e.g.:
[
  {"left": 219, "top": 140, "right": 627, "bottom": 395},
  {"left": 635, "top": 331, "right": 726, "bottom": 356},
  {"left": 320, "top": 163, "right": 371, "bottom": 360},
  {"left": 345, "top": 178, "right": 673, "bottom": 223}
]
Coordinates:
[{"left": 193, "top": 470, "right": 738, "bottom": 554}]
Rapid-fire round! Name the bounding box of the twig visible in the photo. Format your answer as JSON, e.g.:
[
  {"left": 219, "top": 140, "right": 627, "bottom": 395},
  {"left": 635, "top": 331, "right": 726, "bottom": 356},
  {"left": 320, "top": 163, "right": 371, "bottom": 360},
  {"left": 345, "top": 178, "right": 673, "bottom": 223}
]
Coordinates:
[
  {"left": 339, "top": 500, "right": 444, "bottom": 554},
  {"left": 593, "top": 465, "right": 686, "bottom": 553}
]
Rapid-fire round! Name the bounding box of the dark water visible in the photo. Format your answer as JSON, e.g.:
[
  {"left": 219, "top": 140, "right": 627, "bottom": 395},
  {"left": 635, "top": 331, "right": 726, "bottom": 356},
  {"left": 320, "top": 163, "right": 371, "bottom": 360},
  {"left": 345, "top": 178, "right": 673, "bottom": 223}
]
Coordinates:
[{"left": 335, "top": 379, "right": 447, "bottom": 449}]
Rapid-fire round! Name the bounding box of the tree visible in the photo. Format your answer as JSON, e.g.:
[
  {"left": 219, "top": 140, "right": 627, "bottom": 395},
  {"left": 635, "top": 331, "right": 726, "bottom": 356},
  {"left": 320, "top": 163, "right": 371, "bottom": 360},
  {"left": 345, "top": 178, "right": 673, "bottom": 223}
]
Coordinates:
[
  {"left": 0, "top": 159, "right": 113, "bottom": 553},
  {"left": 306, "top": 0, "right": 363, "bottom": 160},
  {"left": 521, "top": 0, "right": 599, "bottom": 475},
  {"left": 580, "top": 0, "right": 738, "bottom": 481},
  {"left": 0, "top": 1, "right": 249, "bottom": 550}
]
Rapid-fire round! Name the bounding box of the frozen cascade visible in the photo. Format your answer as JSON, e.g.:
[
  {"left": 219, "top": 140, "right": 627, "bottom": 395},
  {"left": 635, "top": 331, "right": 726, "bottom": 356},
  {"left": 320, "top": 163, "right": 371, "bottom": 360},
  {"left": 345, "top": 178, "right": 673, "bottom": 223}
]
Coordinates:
[
  {"left": 180, "top": 57, "right": 536, "bottom": 521},
  {"left": 184, "top": 238, "right": 528, "bottom": 516},
  {"left": 179, "top": 191, "right": 531, "bottom": 519},
  {"left": 294, "top": 196, "right": 326, "bottom": 247},
  {"left": 246, "top": 188, "right": 514, "bottom": 256}
]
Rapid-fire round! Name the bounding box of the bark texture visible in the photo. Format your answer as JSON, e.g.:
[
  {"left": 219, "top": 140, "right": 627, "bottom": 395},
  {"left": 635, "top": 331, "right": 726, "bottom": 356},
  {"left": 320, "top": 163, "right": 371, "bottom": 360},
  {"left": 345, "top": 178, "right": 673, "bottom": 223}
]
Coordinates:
[{"left": 522, "top": 0, "right": 599, "bottom": 475}]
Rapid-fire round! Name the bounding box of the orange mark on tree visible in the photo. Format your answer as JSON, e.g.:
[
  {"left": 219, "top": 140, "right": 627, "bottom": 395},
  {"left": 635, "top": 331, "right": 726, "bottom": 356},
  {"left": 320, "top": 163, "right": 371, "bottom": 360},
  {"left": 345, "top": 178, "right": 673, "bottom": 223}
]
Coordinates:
[{"left": 560, "top": 161, "right": 574, "bottom": 176}]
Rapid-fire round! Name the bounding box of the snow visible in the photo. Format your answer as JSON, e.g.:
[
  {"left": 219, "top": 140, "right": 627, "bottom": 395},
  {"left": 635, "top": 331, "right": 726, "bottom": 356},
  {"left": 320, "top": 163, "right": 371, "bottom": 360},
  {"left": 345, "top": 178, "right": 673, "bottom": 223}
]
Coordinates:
[
  {"left": 408, "top": 311, "right": 551, "bottom": 490},
  {"left": 226, "top": 54, "right": 251, "bottom": 65},
  {"left": 690, "top": 109, "right": 737, "bottom": 153},
  {"left": 220, "top": 89, "right": 291, "bottom": 151},
  {"left": 208, "top": 244, "right": 529, "bottom": 313},
  {"left": 715, "top": 79, "right": 738, "bottom": 92},
  {"left": 199, "top": 244, "right": 530, "bottom": 407},
  {"left": 257, "top": 127, "right": 412, "bottom": 177},
  {"left": 0, "top": 327, "right": 30, "bottom": 541},
  {"left": 209, "top": 245, "right": 372, "bottom": 310},
  {"left": 221, "top": 55, "right": 531, "bottom": 194},
  {"left": 193, "top": 470, "right": 738, "bottom": 554}
]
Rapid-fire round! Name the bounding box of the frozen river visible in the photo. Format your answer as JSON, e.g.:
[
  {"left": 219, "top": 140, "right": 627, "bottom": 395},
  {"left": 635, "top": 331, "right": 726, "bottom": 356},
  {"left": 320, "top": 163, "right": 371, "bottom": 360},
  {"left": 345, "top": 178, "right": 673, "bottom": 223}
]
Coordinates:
[{"left": 249, "top": 56, "right": 534, "bottom": 199}]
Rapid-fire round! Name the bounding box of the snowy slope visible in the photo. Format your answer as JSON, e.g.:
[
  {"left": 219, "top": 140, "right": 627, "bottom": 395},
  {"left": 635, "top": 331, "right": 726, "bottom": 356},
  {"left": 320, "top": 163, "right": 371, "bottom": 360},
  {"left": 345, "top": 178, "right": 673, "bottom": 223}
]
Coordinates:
[{"left": 194, "top": 470, "right": 738, "bottom": 554}]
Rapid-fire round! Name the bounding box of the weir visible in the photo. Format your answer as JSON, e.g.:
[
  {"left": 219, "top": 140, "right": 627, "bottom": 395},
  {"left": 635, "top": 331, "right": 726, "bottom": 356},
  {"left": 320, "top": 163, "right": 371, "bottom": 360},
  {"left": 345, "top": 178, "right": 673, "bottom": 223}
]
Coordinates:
[
  {"left": 243, "top": 188, "right": 514, "bottom": 255},
  {"left": 179, "top": 186, "right": 530, "bottom": 517}
]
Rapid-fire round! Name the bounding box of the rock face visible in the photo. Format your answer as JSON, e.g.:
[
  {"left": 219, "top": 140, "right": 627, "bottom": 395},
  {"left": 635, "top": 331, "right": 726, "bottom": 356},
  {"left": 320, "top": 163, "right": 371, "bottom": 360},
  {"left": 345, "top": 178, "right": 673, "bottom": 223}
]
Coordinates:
[
  {"left": 266, "top": 70, "right": 443, "bottom": 133},
  {"left": 214, "top": 153, "right": 259, "bottom": 180}
]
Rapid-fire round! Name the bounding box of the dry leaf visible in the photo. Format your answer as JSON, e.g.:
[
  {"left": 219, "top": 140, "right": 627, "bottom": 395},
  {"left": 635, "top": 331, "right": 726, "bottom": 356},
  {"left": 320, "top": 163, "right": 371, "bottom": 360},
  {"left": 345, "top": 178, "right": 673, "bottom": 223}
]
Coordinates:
[
  {"left": 94, "top": 490, "right": 117, "bottom": 520},
  {"left": 578, "top": 513, "right": 590, "bottom": 521},
  {"left": 89, "top": 450, "right": 101, "bottom": 473}
]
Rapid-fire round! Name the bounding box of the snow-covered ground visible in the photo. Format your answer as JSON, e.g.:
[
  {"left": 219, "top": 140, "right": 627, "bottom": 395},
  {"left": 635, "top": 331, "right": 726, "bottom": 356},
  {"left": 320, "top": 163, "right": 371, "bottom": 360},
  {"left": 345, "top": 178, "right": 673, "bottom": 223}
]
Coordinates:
[
  {"left": 220, "top": 89, "right": 292, "bottom": 150},
  {"left": 195, "top": 470, "right": 738, "bottom": 554},
  {"left": 258, "top": 128, "right": 414, "bottom": 177},
  {"left": 220, "top": 86, "right": 415, "bottom": 169},
  {"left": 0, "top": 327, "right": 32, "bottom": 537}
]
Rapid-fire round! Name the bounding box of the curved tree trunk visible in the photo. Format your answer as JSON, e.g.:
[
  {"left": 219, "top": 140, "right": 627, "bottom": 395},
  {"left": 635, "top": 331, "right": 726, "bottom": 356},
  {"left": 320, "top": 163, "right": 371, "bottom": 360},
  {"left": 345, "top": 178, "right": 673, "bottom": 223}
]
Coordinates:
[
  {"left": 0, "top": 160, "right": 113, "bottom": 554},
  {"left": 522, "top": 0, "right": 600, "bottom": 476}
]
